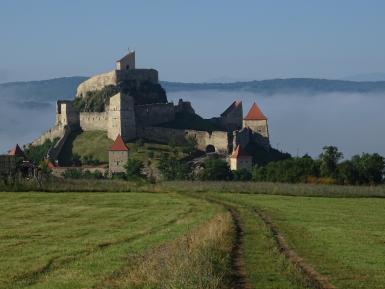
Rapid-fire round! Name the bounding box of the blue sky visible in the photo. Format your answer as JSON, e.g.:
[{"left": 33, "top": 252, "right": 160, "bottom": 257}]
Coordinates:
[{"left": 1, "top": 0, "right": 384, "bottom": 82}]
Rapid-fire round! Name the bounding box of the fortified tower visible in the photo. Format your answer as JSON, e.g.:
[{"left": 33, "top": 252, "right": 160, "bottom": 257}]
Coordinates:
[
  {"left": 243, "top": 102, "right": 269, "bottom": 139},
  {"left": 107, "top": 92, "right": 136, "bottom": 142}
]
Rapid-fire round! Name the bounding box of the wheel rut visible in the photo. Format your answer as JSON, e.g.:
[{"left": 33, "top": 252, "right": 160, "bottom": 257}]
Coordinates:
[
  {"left": 228, "top": 208, "right": 252, "bottom": 289},
  {"left": 253, "top": 207, "right": 336, "bottom": 289}
]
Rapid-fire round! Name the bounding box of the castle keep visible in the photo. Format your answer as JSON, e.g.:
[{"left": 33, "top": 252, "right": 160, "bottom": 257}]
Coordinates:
[{"left": 32, "top": 51, "right": 270, "bottom": 164}]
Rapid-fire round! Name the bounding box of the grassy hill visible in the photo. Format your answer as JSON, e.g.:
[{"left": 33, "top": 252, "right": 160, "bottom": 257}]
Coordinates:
[
  {"left": 58, "top": 130, "right": 187, "bottom": 167},
  {"left": 59, "top": 130, "right": 113, "bottom": 166}
]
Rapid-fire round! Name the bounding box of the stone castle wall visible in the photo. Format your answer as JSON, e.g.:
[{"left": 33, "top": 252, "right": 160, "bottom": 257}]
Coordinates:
[
  {"left": 79, "top": 112, "right": 108, "bottom": 131},
  {"left": 76, "top": 69, "right": 158, "bottom": 98},
  {"left": 31, "top": 125, "right": 66, "bottom": 146},
  {"left": 134, "top": 103, "right": 175, "bottom": 126},
  {"left": 137, "top": 126, "right": 230, "bottom": 154},
  {"left": 76, "top": 70, "right": 118, "bottom": 97}
]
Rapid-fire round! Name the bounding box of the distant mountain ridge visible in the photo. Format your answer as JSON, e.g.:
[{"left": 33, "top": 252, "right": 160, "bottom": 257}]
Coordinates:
[{"left": 1, "top": 77, "right": 385, "bottom": 107}]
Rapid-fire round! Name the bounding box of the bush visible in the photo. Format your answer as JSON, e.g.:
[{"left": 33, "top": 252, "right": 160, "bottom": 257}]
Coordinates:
[
  {"left": 252, "top": 156, "right": 320, "bottom": 183},
  {"left": 124, "top": 158, "right": 145, "bottom": 180},
  {"left": 24, "top": 138, "right": 59, "bottom": 165},
  {"left": 232, "top": 169, "right": 252, "bottom": 181},
  {"left": 199, "top": 157, "right": 231, "bottom": 181},
  {"left": 157, "top": 154, "right": 191, "bottom": 180}
]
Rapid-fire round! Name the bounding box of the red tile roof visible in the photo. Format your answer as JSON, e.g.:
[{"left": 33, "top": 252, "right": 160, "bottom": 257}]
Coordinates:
[
  {"left": 109, "top": 135, "right": 129, "bottom": 151},
  {"left": 8, "top": 144, "right": 26, "bottom": 157},
  {"left": 244, "top": 102, "right": 267, "bottom": 120},
  {"left": 230, "top": 145, "right": 251, "bottom": 159}
]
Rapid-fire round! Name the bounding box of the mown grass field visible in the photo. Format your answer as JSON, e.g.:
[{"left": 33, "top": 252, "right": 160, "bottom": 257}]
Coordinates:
[
  {"left": 1, "top": 185, "right": 385, "bottom": 289},
  {"left": 208, "top": 193, "right": 385, "bottom": 289},
  {"left": 0, "top": 192, "right": 227, "bottom": 289}
]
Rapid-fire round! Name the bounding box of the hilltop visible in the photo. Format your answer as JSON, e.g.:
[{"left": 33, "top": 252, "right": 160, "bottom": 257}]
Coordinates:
[{"left": 2, "top": 77, "right": 385, "bottom": 108}]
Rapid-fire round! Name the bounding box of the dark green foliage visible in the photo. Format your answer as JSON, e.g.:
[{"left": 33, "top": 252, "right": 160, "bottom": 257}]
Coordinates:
[
  {"left": 319, "top": 146, "right": 344, "bottom": 178},
  {"left": 73, "top": 85, "right": 119, "bottom": 112},
  {"left": 24, "top": 138, "right": 59, "bottom": 165},
  {"left": 338, "top": 153, "right": 385, "bottom": 185},
  {"left": 252, "top": 156, "right": 320, "bottom": 183},
  {"left": 157, "top": 154, "right": 191, "bottom": 180},
  {"left": 124, "top": 158, "right": 145, "bottom": 180},
  {"left": 246, "top": 143, "right": 291, "bottom": 166},
  {"left": 161, "top": 112, "right": 221, "bottom": 132},
  {"left": 232, "top": 168, "right": 252, "bottom": 181},
  {"left": 199, "top": 157, "right": 232, "bottom": 181}
]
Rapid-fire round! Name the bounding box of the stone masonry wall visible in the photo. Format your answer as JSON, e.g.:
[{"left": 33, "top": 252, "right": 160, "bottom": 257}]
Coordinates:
[
  {"left": 137, "top": 126, "right": 230, "bottom": 154},
  {"left": 76, "top": 70, "right": 117, "bottom": 97},
  {"left": 134, "top": 103, "right": 175, "bottom": 126},
  {"left": 31, "top": 125, "right": 66, "bottom": 146},
  {"left": 79, "top": 112, "right": 108, "bottom": 131}
]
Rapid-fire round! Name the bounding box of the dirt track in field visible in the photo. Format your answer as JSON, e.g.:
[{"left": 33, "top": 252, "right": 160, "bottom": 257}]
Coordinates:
[{"left": 253, "top": 208, "right": 337, "bottom": 289}]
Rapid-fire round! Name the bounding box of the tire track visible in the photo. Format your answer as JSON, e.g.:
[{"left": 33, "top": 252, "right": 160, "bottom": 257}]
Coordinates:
[
  {"left": 228, "top": 208, "right": 252, "bottom": 289},
  {"left": 253, "top": 207, "right": 336, "bottom": 289}
]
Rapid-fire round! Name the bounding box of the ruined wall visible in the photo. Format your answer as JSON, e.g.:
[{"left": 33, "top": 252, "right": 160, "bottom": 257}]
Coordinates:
[
  {"left": 108, "top": 93, "right": 136, "bottom": 142},
  {"left": 134, "top": 103, "right": 175, "bottom": 126},
  {"left": 137, "top": 126, "right": 230, "bottom": 154},
  {"left": 31, "top": 125, "right": 66, "bottom": 146},
  {"left": 76, "top": 70, "right": 117, "bottom": 97},
  {"left": 79, "top": 112, "right": 108, "bottom": 131}
]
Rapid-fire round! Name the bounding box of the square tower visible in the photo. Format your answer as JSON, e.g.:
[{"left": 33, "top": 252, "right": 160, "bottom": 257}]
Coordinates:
[
  {"left": 116, "top": 51, "right": 135, "bottom": 71},
  {"left": 109, "top": 135, "right": 129, "bottom": 175},
  {"left": 108, "top": 92, "right": 137, "bottom": 142},
  {"left": 243, "top": 102, "right": 269, "bottom": 139}
]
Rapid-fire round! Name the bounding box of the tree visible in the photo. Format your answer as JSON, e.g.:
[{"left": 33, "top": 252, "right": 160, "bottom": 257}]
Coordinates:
[
  {"left": 157, "top": 154, "right": 191, "bottom": 180},
  {"left": 199, "top": 157, "right": 231, "bottom": 181},
  {"left": 351, "top": 153, "right": 385, "bottom": 185},
  {"left": 319, "top": 146, "right": 343, "bottom": 178},
  {"left": 124, "top": 158, "right": 145, "bottom": 180}
]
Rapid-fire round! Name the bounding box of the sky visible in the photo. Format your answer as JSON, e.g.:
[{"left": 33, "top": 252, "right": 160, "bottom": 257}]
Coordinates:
[{"left": 1, "top": 0, "right": 385, "bottom": 83}]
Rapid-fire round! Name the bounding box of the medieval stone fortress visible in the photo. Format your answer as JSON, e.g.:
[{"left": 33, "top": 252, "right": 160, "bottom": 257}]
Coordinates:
[{"left": 29, "top": 50, "right": 270, "bottom": 173}]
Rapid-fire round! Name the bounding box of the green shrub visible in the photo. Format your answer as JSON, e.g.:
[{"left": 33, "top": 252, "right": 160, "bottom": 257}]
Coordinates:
[
  {"left": 124, "top": 158, "right": 145, "bottom": 180},
  {"left": 199, "top": 157, "right": 231, "bottom": 181},
  {"left": 232, "top": 168, "right": 252, "bottom": 181},
  {"left": 157, "top": 154, "right": 191, "bottom": 180}
]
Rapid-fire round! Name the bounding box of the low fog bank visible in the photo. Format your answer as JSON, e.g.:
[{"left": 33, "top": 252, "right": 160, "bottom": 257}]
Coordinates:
[
  {"left": 0, "top": 100, "right": 55, "bottom": 154},
  {"left": 1, "top": 90, "right": 384, "bottom": 159},
  {"left": 168, "top": 90, "right": 385, "bottom": 159}
]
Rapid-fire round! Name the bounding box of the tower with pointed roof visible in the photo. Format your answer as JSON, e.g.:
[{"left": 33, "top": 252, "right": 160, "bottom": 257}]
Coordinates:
[
  {"left": 229, "top": 145, "right": 252, "bottom": 171},
  {"left": 109, "top": 135, "right": 129, "bottom": 175},
  {"left": 243, "top": 102, "right": 269, "bottom": 139}
]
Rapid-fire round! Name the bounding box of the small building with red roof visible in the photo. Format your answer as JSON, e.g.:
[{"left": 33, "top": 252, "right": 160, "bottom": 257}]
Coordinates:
[
  {"left": 243, "top": 102, "right": 269, "bottom": 139},
  {"left": 229, "top": 145, "right": 252, "bottom": 171},
  {"left": 108, "top": 135, "right": 129, "bottom": 174}
]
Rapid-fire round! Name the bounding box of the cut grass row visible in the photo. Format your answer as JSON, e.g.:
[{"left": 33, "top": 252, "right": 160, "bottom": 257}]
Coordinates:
[{"left": 0, "top": 192, "right": 225, "bottom": 289}]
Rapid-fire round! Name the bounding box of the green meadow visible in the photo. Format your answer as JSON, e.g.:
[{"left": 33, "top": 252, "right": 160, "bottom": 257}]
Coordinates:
[{"left": 1, "top": 184, "right": 385, "bottom": 289}]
